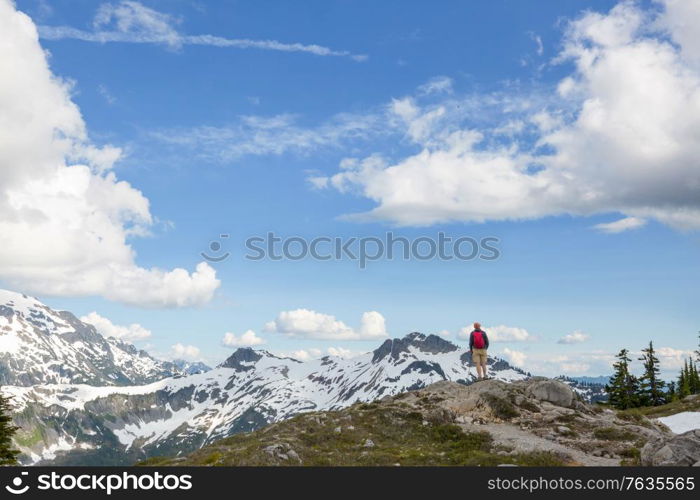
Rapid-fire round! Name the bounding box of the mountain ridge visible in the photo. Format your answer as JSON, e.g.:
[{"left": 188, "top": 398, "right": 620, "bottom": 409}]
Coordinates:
[
  {"left": 0, "top": 289, "right": 603, "bottom": 465},
  {"left": 0, "top": 289, "right": 181, "bottom": 386}
]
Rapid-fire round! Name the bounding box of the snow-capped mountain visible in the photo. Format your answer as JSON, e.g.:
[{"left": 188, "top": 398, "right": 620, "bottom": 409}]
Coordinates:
[
  {"left": 0, "top": 289, "right": 180, "bottom": 386},
  {"left": 172, "top": 359, "right": 211, "bottom": 375},
  {"left": 557, "top": 376, "right": 608, "bottom": 403},
  {"left": 4, "top": 328, "right": 527, "bottom": 465}
]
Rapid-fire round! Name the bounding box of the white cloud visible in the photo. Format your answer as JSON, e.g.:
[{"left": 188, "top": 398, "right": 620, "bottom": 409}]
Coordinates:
[
  {"left": 557, "top": 330, "right": 590, "bottom": 344},
  {"left": 287, "top": 349, "right": 314, "bottom": 362},
  {"left": 0, "top": 0, "right": 219, "bottom": 307},
  {"left": 459, "top": 324, "right": 533, "bottom": 342},
  {"left": 264, "top": 309, "right": 387, "bottom": 341},
  {"left": 559, "top": 362, "right": 590, "bottom": 374},
  {"left": 171, "top": 343, "right": 201, "bottom": 361},
  {"left": 317, "top": 1, "right": 700, "bottom": 230},
  {"left": 501, "top": 348, "right": 527, "bottom": 367},
  {"left": 151, "top": 112, "right": 384, "bottom": 162},
  {"left": 284, "top": 346, "right": 360, "bottom": 361},
  {"left": 38, "top": 1, "right": 366, "bottom": 60},
  {"left": 650, "top": 346, "right": 695, "bottom": 371},
  {"left": 593, "top": 216, "right": 647, "bottom": 233},
  {"left": 418, "top": 76, "right": 454, "bottom": 95},
  {"left": 327, "top": 346, "right": 358, "bottom": 358},
  {"left": 221, "top": 330, "right": 266, "bottom": 347},
  {"left": 518, "top": 350, "right": 616, "bottom": 377},
  {"left": 531, "top": 33, "right": 544, "bottom": 56},
  {"left": 98, "top": 84, "right": 116, "bottom": 105},
  {"left": 80, "top": 311, "right": 151, "bottom": 341}
]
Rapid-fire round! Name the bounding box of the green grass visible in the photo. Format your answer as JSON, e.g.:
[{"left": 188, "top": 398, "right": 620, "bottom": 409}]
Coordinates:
[
  {"left": 616, "top": 396, "right": 700, "bottom": 419},
  {"left": 482, "top": 394, "right": 520, "bottom": 420},
  {"left": 593, "top": 427, "right": 636, "bottom": 441},
  {"left": 13, "top": 426, "right": 44, "bottom": 447}
]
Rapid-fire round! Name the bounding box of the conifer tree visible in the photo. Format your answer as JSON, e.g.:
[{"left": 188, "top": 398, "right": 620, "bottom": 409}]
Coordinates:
[
  {"left": 690, "top": 359, "right": 700, "bottom": 395},
  {"left": 638, "top": 341, "right": 666, "bottom": 406},
  {"left": 667, "top": 381, "right": 677, "bottom": 401},
  {"left": 606, "top": 349, "right": 639, "bottom": 409},
  {"left": 0, "top": 391, "right": 19, "bottom": 465}
]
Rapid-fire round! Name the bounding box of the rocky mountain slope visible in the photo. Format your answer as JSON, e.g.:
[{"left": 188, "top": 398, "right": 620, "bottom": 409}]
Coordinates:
[
  {"left": 1, "top": 294, "right": 528, "bottom": 465},
  {"left": 0, "top": 290, "right": 180, "bottom": 386},
  {"left": 145, "top": 378, "right": 693, "bottom": 467}
]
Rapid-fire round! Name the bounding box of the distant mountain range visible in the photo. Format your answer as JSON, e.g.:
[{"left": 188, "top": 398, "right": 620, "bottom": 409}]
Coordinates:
[
  {"left": 0, "top": 290, "right": 181, "bottom": 386},
  {"left": 569, "top": 376, "right": 611, "bottom": 386},
  {"left": 0, "top": 289, "right": 604, "bottom": 465}
]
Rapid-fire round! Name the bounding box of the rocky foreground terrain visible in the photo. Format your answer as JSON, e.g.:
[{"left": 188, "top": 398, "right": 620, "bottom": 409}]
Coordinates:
[{"left": 143, "top": 378, "right": 700, "bottom": 467}]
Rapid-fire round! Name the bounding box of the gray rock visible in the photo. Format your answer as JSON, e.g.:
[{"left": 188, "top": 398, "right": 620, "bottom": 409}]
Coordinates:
[
  {"left": 641, "top": 429, "right": 700, "bottom": 466},
  {"left": 363, "top": 439, "right": 375, "bottom": 448},
  {"left": 526, "top": 380, "right": 575, "bottom": 408}
]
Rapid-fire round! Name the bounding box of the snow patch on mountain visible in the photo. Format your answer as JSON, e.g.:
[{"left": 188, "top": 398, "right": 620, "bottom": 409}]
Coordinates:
[{"left": 0, "top": 289, "right": 180, "bottom": 386}]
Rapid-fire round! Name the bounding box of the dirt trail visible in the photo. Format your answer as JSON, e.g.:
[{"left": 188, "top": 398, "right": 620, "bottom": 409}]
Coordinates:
[{"left": 459, "top": 420, "right": 620, "bottom": 466}]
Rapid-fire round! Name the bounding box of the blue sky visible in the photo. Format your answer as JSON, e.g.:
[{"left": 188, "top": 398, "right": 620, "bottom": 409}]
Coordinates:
[{"left": 3, "top": 0, "right": 700, "bottom": 377}]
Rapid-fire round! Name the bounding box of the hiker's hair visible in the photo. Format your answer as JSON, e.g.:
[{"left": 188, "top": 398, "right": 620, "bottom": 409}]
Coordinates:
[{"left": 473, "top": 322, "right": 481, "bottom": 329}]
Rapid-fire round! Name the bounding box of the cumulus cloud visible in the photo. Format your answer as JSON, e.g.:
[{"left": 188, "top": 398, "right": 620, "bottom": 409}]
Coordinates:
[
  {"left": 284, "top": 347, "right": 360, "bottom": 361},
  {"left": 459, "top": 324, "right": 534, "bottom": 342},
  {"left": 171, "top": 343, "right": 201, "bottom": 360},
  {"left": 38, "top": 1, "right": 366, "bottom": 60},
  {"left": 327, "top": 346, "right": 356, "bottom": 358},
  {"left": 317, "top": 1, "right": 700, "bottom": 230},
  {"left": 593, "top": 216, "right": 647, "bottom": 233},
  {"left": 80, "top": 311, "right": 151, "bottom": 342},
  {"left": 557, "top": 330, "right": 590, "bottom": 344},
  {"left": 221, "top": 330, "right": 266, "bottom": 347},
  {"left": 0, "top": 0, "right": 219, "bottom": 307},
  {"left": 521, "top": 350, "right": 615, "bottom": 377},
  {"left": 501, "top": 348, "right": 527, "bottom": 367},
  {"left": 264, "top": 309, "right": 387, "bottom": 340},
  {"left": 646, "top": 346, "right": 695, "bottom": 371}
]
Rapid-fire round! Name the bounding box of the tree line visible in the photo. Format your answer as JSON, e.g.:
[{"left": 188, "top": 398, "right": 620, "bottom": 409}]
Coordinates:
[{"left": 606, "top": 334, "right": 700, "bottom": 410}]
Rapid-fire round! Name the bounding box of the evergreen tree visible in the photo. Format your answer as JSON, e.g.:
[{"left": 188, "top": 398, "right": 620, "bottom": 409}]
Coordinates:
[
  {"left": 679, "top": 359, "right": 691, "bottom": 398},
  {"left": 638, "top": 341, "right": 666, "bottom": 406},
  {"left": 0, "top": 391, "right": 19, "bottom": 465},
  {"left": 606, "top": 349, "right": 640, "bottom": 409},
  {"left": 690, "top": 360, "right": 700, "bottom": 395},
  {"left": 667, "top": 381, "right": 677, "bottom": 401}
]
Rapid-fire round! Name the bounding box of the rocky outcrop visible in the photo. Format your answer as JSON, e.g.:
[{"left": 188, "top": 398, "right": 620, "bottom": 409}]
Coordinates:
[
  {"left": 392, "top": 379, "right": 669, "bottom": 465},
  {"left": 525, "top": 378, "right": 575, "bottom": 408},
  {"left": 641, "top": 429, "right": 700, "bottom": 466}
]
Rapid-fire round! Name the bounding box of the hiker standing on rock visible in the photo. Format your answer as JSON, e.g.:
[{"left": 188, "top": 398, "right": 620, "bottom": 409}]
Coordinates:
[{"left": 469, "top": 322, "right": 490, "bottom": 380}]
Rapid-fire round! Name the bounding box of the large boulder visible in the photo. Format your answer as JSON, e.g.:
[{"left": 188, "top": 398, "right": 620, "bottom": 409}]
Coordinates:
[
  {"left": 641, "top": 429, "right": 700, "bottom": 466},
  {"left": 525, "top": 379, "right": 575, "bottom": 408}
]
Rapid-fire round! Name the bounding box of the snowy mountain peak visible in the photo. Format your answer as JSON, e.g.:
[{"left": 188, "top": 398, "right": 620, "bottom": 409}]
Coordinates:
[
  {"left": 372, "top": 332, "right": 458, "bottom": 363},
  {"left": 0, "top": 289, "right": 180, "bottom": 386},
  {"left": 219, "top": 347, "right": 263, "bottom": 370},
  {"left": 172, "top": 359, "right": 211, "bottom": 375}
]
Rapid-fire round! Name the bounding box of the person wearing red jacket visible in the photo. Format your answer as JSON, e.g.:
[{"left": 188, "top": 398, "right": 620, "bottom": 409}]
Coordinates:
[{"left": 469, "top": 322, "right": 490, "bottom": 380}]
